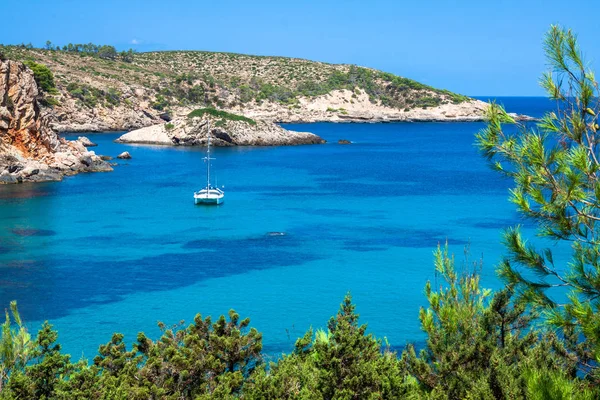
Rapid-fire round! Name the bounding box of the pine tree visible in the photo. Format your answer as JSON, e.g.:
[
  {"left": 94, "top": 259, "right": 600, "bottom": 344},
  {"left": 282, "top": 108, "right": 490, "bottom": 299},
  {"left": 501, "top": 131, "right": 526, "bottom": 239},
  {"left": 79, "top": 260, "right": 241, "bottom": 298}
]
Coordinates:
[
  {"left": 476, "top": 25, "right": 600, "bottom": 382},
  {"left": 402, "top": 244, "right": 573, "bottom": 399}
]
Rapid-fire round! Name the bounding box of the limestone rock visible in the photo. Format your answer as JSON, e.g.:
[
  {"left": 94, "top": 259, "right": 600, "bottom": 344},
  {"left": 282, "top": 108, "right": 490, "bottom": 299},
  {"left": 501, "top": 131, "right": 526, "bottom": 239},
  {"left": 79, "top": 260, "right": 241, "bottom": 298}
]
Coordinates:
[
  {"left": 116, "top": 116, "right": 325, "bottom": 147},
  {"left": 77, "top": 136, "right": 97, "bottom": 147},
  {"left": 117, "top": 151, "right": 132, "bottom": 159},
  {"left": 0, "top": 59, "right": 112, "bottom": 184},
  {"left": 338, "top": 139, "right": 351, "bottom": 144}
]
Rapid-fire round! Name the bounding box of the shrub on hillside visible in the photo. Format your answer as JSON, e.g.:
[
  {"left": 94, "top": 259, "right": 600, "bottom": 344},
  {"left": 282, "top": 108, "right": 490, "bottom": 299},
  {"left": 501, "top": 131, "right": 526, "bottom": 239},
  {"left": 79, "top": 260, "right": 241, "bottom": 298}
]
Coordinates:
[{"left": 24, "top": 61, "right": 58, "bottom": 94}]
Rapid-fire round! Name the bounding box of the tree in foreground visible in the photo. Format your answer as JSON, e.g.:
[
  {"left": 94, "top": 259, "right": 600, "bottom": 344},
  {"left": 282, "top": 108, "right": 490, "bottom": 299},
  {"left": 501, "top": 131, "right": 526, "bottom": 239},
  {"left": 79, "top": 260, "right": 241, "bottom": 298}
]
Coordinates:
[
  {"left": 246, "top": 293, "right": 411, "bottom": 399},
  {"left": 0, "top": 302, "right": 31, "bottom": 392},
  {"left": 476, "top": 25, "right": 600, "bottom": 382},
  {"left": 402, "top": 244, "right": 592, "bottom": 399}
]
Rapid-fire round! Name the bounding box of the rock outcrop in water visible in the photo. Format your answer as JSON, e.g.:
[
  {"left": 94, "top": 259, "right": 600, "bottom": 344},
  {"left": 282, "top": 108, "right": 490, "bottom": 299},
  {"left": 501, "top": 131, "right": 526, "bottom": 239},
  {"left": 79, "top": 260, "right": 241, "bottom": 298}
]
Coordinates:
[
  {"left": 116, "top": 113, "right": 325, "bottom": 147},
  {"left": 0, "top": 59, "right": 111, "bottom": 183}
]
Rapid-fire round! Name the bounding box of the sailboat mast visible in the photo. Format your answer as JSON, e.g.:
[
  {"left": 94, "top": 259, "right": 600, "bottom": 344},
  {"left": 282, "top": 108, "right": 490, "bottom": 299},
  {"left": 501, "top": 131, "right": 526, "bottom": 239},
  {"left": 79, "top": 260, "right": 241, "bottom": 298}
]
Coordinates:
[{"left": 206, "top": 122, "right": 211, "bottom": 189}]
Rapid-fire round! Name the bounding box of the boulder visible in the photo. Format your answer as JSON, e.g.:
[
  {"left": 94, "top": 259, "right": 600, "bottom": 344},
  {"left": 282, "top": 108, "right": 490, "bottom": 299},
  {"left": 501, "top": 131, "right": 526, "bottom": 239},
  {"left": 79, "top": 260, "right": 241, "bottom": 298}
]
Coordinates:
[
  {"left": 338, "top": 139, "right": 351, "bottom": 144},
  {"left": 77, "top": 136, "right": 97, "bottom": 147},
  {"left": 159, "top": 112, "right": 172, "bottom": 122},
  {"left": 117, "top": 151, "right": 132, "bottom": 159}
]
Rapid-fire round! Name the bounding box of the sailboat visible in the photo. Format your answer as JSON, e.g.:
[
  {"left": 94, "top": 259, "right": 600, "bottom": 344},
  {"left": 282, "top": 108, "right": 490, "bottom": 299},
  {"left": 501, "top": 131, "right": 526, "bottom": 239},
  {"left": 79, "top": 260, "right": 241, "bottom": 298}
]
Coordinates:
[{"left": 193, "top": 124, "right": 225, "bottom": 205}]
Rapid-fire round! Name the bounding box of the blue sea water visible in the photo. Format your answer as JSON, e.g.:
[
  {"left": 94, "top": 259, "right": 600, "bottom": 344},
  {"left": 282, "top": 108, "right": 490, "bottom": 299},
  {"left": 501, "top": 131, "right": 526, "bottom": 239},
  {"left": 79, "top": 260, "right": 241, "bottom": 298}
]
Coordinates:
[{"left": 0, "top": 97, "right": 557, "bottom": 359}]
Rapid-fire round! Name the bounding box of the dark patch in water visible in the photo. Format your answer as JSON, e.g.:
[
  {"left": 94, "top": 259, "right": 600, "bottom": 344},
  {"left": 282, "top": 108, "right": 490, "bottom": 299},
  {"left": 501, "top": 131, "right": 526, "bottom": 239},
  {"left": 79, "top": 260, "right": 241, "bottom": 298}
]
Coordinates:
[
  {"left": 0, "top": 187, "right": 51, "bottom": 200},
  {"left": 184, "top": 233, "right": 298, "bottom": 250},
  {"left": 236, "top": 185, "right": 316, "bottom": 194},
  {"left": 12, "top": 228, "right": 56, "bottom": 237},
  {"left": 473, "top": 220, "right": 514, "bottom": 229},
  {"left": 78, "top": 234, "right": 180, "bottom": 247},
  {"left": 293, "top": 223, "right": 466, "bottom": 251},
  {"left": 154, "top": 181, "right": 186, "bottom": 188},
  {"left": 0, "top": 237, "right": 20, "bottom": 254},
  {"left": 343, "top": 235, "right": 467, "bottom": 251},
  {"left": 343, "top": 244, "right": 388, "bottom": 252},
  {"left": 455, "top": 216, "right": 526, "bottom": 230},
  {"left": 288, "top": 208, "right": 355, "bottom": 217},
  {"left": 0, "top": 237, "right": 322, "bottom": 321}
]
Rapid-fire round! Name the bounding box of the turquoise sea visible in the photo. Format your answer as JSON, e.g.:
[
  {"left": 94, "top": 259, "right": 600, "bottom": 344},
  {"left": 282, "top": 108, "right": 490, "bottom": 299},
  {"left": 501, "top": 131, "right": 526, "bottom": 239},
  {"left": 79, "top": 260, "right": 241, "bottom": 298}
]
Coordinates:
[{"left": 0, "top": 97, "right": 558, "bottom": 359}]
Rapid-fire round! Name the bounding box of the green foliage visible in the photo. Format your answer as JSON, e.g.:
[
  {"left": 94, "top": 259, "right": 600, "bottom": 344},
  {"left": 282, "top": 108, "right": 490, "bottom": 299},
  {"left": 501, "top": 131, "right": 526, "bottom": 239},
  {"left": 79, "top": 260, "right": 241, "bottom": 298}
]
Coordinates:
[
  {"left": 524, "top": 368, "right": 596, "bottom": 400},
  {"left": 151, "top": 94, "right": 169, "bottom": 111},
  {"left": 67, "top": 82, "right": 120, "bottom": 108},
  {"left": 24, "top": 61, "right": 58, "bottom": 94},
  {"left": 475, "top": 25, "right": 600, "bottom": 381},
  {"left": 402, "top": 244, "right": 572, "bottom": 399},
  {"left": 97, "top": 45, "right": 117, "bottom": 60},
  {"left": 120, "top": 49, "right": 135, "bottom": 63},
  {"left": 1, "top": 310, "right": 262, "bottom": 399},
  {"left": 188, "top": 108, "right": 256, "bottom": 125},
  {"left": 245, "top": 294, "right": 412, "bottom": 399},
  {"left": 39, "top": 97, "right": 60, "bottom": 107},
  {"left": 0, "top": 302, "right": 32, "bottom": 392},
  {"left": 165, "top": 122, "right": 174, "bottom": 130}
]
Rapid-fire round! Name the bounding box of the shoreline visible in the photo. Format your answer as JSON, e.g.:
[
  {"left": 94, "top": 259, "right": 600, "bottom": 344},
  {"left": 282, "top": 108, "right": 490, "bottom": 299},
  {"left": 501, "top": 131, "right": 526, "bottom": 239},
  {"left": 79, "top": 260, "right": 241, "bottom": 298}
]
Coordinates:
[{"left": 56, "top": 115, "right": 537, "bottom": 135}]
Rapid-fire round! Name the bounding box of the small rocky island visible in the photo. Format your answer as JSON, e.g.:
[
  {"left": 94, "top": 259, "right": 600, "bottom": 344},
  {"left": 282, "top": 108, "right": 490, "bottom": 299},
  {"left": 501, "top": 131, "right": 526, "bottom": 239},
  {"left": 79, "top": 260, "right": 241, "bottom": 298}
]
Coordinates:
[
  {"left": 116, "top": 108, "right": 325, "bottom": 146},
  {"left": 0, "top": 59, "right": 111, "bottom": 183}
]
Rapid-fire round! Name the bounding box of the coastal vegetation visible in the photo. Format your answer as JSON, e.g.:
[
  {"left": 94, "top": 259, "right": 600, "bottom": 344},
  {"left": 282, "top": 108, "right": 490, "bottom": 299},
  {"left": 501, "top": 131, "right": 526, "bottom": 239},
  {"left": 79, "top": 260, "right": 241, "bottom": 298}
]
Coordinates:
[
  {"left": 2, "top": 25, "right": 599, "bottom": 399},
  {"left": 66, "top": 82, "right": 121, "bottom": 108},
  {"left": 188, "top": 108, "right": 257, "bottom": 126},
  {"left": 0, "top": 40, "right": 469, "bottom": 123},
  {"left": 22, "top": 61, "right": 57, "bottom": 94}
]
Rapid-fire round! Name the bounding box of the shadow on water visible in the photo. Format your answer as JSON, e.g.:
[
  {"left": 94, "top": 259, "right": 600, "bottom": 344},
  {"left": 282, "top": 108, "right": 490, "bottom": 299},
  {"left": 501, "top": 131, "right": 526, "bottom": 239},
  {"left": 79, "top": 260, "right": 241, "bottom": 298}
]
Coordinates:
[
  {"left": 11, "top": 228, "right": 56, "bottom": 237},
  {"left": 1, "top": 234, "right": 324, "bottom": 321}
]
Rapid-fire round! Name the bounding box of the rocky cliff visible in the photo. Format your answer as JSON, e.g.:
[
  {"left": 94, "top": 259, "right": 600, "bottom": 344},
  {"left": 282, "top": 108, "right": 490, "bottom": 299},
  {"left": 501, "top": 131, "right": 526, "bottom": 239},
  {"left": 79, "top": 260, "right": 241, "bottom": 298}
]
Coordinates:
[
  {"left": 0, "top": 59, "right": 111, "bottom": 183},
  {"left": 116, "top": 110, "right": 324, "bottom": 147}
]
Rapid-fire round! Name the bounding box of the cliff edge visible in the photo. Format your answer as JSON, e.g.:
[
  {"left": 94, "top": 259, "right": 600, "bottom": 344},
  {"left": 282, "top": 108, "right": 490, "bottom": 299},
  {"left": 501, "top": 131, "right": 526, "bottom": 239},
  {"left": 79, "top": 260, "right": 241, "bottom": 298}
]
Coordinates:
[{"left": 0, "top": 59, "right": 111, "bottom": 183}]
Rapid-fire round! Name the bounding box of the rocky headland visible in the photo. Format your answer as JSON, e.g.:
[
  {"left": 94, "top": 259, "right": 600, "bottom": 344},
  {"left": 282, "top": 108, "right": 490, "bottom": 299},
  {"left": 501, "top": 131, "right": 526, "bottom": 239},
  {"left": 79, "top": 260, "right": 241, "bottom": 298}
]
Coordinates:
[
  {"left": 0, "top": 59, "right": 111, "bottom": 184},
  {"left": 0, "top": 46, "right": 528, "bottom": 134},
  {"left": 116, "top": 109, "right": 324, "bottom": 146}
]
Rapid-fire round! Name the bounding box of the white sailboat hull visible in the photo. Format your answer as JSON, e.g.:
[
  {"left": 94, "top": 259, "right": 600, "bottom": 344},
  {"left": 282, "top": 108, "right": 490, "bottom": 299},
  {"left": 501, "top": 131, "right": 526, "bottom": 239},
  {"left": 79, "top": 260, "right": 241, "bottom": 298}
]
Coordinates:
[{"left": 194, "top": 188, "right": 225, "bottom": 205}]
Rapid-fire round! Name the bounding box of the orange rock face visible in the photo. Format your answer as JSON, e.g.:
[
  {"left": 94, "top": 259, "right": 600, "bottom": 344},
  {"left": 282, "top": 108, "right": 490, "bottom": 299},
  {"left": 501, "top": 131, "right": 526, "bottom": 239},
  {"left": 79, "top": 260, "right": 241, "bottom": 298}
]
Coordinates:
[
  {"left": 0, "top": 59, "right": 60, "bottom": 159},
  {"left": 0, "top": 61, "right": 60, "bottom": 159},
  {"left": 0, "top": 59, "right": 111, "bottom": 183}
]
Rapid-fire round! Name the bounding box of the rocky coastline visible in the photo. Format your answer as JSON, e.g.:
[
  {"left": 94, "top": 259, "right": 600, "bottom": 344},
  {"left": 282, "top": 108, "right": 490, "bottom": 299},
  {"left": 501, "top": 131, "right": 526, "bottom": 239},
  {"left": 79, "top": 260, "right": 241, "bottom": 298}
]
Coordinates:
[
  {"left": 48, "top": 91, "right": 533, "bottom": 133},
  {"left": 0, "top": 59, "right": 111, "bottom": 184},
  {"left": 1, "top": 47, "right": 538, "bottom": 135},
  {"left": 0, "top": 51, "right": 534, "bottom": 184},
  {"left": 116, "top": 113, "right": 325, "bottom": 147}
]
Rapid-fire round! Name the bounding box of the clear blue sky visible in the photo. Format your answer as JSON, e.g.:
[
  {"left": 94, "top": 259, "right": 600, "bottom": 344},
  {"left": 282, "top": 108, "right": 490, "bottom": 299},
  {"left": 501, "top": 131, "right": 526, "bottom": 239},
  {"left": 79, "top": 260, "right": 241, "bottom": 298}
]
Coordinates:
[{"left": 2, "top": 0, "right": 599, "bottom": 96}]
